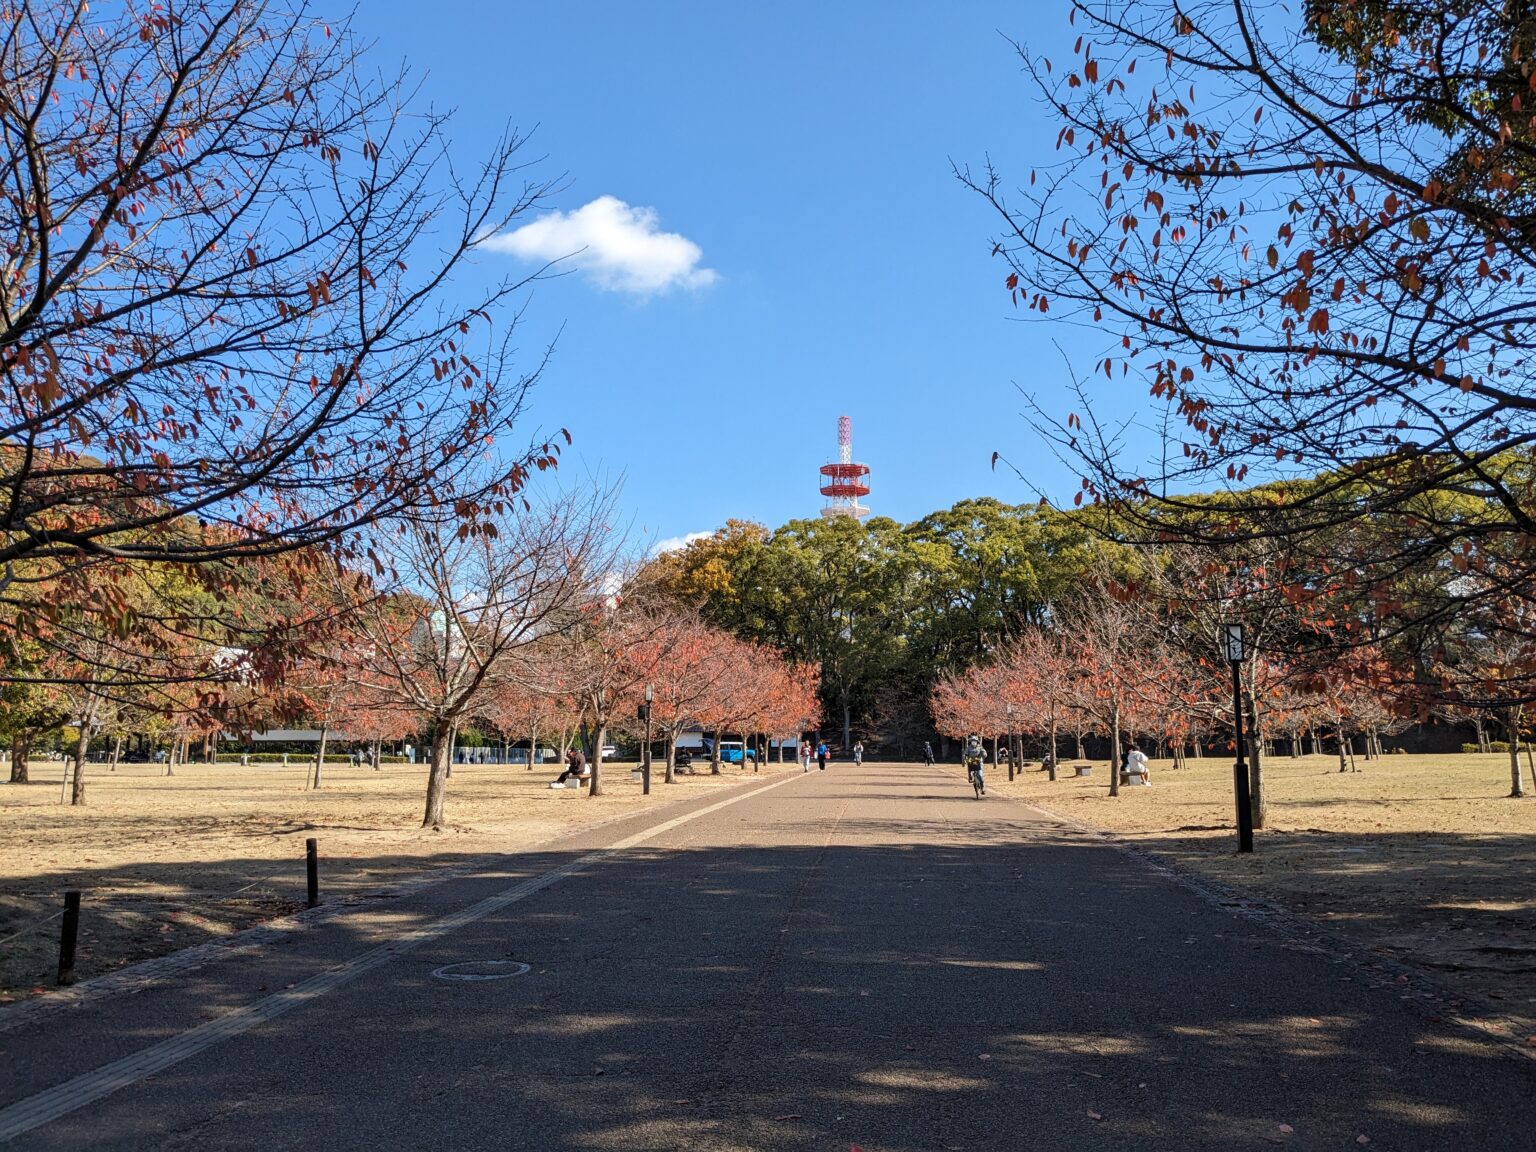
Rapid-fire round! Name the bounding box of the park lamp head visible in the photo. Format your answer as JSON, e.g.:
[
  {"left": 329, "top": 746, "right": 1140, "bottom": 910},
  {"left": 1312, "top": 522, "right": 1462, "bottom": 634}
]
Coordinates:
[{"left": 1222, "top": 622, "right": 1246, "bottom": 664}]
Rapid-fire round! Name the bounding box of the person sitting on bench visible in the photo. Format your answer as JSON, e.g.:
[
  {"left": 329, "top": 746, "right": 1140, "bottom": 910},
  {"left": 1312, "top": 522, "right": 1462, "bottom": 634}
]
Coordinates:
[
  {"left": 1123, "top": 745, "right": 1150, "bottom": 785},
  {"left": 556, "top": 749, "right": 588, "bottom": 784}
]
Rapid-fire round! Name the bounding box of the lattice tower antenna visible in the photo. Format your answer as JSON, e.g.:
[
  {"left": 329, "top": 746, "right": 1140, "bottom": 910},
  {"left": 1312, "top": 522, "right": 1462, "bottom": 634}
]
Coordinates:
[{"left": 818, "top": 415, "right": 871, "bottom": 519}]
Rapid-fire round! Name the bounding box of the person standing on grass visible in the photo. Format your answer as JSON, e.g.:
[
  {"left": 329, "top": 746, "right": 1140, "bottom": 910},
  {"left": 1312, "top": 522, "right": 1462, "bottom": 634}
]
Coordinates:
[{"left": 816, "top": 740, "right": 829, "bottom": 771}]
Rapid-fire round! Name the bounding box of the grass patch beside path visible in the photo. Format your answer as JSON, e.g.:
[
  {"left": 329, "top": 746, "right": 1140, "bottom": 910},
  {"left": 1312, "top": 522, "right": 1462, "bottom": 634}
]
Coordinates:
[
  {"left": 0, "top": 757, "right": 796, "bottom": 1005},
  {"left": 982, "top": 751, "right": 1536, "bottom": 1045}
]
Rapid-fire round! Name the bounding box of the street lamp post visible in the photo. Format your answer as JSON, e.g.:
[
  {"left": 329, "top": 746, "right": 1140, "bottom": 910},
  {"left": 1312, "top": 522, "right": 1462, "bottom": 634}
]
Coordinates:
[
  {"left": 642, "top": 683, "right": 653, "bottom": 796},
  {"left": 1223, "top": 623, "right": 1255, "bottom": 853},
  {"left": 1006, "top": 703, "right": 1016, "bottom": 781}
]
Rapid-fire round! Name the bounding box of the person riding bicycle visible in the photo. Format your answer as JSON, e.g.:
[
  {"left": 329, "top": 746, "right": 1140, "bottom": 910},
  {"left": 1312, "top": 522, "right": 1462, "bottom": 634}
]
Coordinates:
[{"left": 963, "top": 734, "right": 987, "bottom": 796}]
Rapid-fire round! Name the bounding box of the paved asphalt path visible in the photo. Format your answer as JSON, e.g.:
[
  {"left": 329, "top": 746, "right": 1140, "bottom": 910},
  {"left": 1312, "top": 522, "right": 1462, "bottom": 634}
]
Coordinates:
[{"left": 4, "top": 762, "right": 1535, "bottom": 1150}]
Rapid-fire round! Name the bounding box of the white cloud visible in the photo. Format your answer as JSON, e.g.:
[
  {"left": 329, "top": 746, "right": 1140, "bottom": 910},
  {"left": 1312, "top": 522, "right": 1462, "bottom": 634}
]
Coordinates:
[
  {"left": 481, "top": 196, "right": 718, "bottom": 295},
  {"left": 654, "top": 531, "right": 711, "bottom": 555}
]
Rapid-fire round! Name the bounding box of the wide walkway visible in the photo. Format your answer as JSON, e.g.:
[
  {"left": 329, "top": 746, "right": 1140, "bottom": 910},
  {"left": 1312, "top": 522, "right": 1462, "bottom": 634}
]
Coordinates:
[{"left": 3, "top": 762, "right": 1534, "bottom": 1150}]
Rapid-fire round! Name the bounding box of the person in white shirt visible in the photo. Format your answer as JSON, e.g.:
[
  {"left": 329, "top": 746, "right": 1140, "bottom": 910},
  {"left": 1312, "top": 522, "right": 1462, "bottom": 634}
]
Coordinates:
[{"left": 1125, "top": 745, "right": 1151, "bottom": 785}]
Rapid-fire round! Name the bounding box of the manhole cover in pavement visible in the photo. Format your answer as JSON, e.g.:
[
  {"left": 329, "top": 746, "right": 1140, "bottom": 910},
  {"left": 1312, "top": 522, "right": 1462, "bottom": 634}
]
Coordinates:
[{"left": 431, "top": 960, "right": 532, "bottom": 982}]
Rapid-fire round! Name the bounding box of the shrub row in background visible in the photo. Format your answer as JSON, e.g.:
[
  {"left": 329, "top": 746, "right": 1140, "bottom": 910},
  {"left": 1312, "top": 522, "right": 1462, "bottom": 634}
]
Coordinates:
[
  {"left": 214, "top": 752, "right": 414, "bottom": 765},
  {"left": 1461, "top": 742, "right": 1513, "bottom": 754}
]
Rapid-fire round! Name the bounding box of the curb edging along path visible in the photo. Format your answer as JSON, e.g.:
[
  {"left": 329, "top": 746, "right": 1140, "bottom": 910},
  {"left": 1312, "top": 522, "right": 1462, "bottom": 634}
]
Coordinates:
[
  {"left": 0, "top": 767, "right": 795, "bottom": 1037},
  {"left": 989, "top": 777, "right": 1536, "bottom": 1066}
]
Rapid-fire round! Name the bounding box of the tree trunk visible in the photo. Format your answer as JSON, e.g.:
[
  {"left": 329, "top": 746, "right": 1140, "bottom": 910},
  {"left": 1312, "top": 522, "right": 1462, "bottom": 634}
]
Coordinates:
[
  {"left": 313, "top": 726, "right": 328, "bottom": 789},
  {"left": 446, "top": 723, "right": 456, "bottom": 779},
  {"left": 842, "top": 701, "right": 852, "bottom": 751},
  {"left": 777, "top": 738, "right": 784, "bottom": 763},
  {"left": 373, "top": 737, "right": 383, "bottom": 769},
  {"left": 422, "top": 727, "right": 454, "bottom": 829},
  {"left": 1048, "top": 715, "right": 1059, "bottom": 768},
  {"left": 1475, "top": 715, "right": 1490, "bottom": 753},
  {"left": 1246, "top": 690, "right": 1267, "bottom": 830},
  {"left": 1503, "top": 709, "right": 1526, "bottom": 798},
  {"left": 528, "top": 720, "right": 539, "bottom": 770},
  {"left": 70, "top": 727, "right": 89, "bottom": 806},
  {"left": 665, "top": 732, "right": 676, "bottom": 785},
  {"left": 1336, "top": 726, "right": 1348, "bottom": 773},
  {"left": 110, "top": 733, "right": 122, "bottom": 773},
  {"left": 1192, "top": 739, "right": 1203, "bottom": 759},
  {"left": 9, "top": 734, "right": 29, "bottom": 784},
  {"left": 1109, "top": 702, "right": 1122, "bottom": 798},
  {"left": 710, "top": 728, "right": 722, "bottom": 775},
  {"left": 166, "top": 740, "right": 176, "bottom": 777},
  {"left": 588, "top": 723, "right": 606, "bottom": 796}
]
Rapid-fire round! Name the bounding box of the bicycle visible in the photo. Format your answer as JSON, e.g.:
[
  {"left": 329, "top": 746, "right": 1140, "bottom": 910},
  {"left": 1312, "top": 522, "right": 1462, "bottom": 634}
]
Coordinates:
[{"left": 965, "top": 758, "right": 985, "bottom": 799}]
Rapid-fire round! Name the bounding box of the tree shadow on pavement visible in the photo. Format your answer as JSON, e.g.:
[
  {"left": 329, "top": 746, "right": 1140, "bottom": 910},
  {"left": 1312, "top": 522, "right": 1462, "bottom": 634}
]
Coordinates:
[{"left": 5, "top": 823, "right": 1536, "bottom": 1151}]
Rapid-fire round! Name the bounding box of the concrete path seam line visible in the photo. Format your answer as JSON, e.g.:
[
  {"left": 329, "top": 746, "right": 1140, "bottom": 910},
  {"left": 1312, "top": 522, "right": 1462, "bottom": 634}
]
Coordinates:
[
  {"left": 0, "top": 771, "right": 795, "bottom": 1037},
  {"left": 0, "top": 772, "right": 801, "bottom": 1144}
]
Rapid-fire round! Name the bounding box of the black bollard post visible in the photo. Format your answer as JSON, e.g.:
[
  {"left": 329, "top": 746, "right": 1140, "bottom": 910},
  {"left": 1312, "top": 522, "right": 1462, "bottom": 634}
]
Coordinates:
[
  {"left": 306, "top": 838, "right": 319, "bottom": 907},
  {"left": 57, "top": 891, "right": 81, "bottom": 985}
]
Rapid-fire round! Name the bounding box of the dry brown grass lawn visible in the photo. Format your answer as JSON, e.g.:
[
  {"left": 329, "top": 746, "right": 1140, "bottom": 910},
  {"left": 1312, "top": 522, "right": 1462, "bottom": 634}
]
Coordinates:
[
  {"left": 984, "top": 750, "right": 1536, "bottom": 1039},
  {"left": 0, "top": 756, "right": 794, "bottom": 1003}
]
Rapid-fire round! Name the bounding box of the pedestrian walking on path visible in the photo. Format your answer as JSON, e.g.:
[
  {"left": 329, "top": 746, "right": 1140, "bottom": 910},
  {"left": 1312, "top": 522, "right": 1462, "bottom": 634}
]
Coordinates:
[
  {"left": 801, "top": 741, "right": 812, "bottom": 772},
  {"left": 816, "top": 741, "right": 829, "bottom": 771},
  {"left": 923, "top": 741, "right": 934, "bottom": 766},
  {"left": 853, "top": 741, "right": 864, "bottom": 766}
]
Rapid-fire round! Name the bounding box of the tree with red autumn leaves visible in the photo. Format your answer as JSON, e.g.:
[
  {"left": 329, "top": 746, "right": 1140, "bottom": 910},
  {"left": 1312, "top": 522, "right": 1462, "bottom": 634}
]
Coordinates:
[
  {"left": 0, "top": 0, "right": 565, "bottom": 692},
  {"left": 624, "top": 611, "right": 729, "bottom": 783},
  {"left": 340, "top": 489, "right": 614, "bottom": 828},
  {"left": 968, "top": 1, "right": 1536, "bottom": 738}
]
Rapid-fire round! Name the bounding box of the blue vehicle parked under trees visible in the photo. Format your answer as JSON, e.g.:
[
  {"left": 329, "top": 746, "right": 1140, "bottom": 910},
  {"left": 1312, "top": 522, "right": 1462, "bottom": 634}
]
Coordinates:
[{"left": 706, "top": 739, "right": 756, "bottom": 765}]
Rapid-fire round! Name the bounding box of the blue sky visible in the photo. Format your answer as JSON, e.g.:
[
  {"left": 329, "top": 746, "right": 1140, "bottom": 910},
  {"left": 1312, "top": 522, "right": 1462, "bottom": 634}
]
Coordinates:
[{"left": 363, "top": 3, "right": 1108, "bottom": 547}]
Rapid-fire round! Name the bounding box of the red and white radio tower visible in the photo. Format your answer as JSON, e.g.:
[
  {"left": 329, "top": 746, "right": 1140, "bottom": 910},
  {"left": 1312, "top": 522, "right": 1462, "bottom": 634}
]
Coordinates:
[{"left": 819, "top": 415, "right": 871, "bottom": 519}]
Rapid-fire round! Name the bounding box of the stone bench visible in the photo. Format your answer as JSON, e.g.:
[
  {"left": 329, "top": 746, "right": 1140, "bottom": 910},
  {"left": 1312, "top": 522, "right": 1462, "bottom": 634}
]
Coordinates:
[{"left": 1074, "top": 764, "right": 1092, "bottom": 777}]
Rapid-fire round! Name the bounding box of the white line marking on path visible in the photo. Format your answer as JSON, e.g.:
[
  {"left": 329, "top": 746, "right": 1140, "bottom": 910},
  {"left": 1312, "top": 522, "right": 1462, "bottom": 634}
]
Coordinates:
[{"left": 0, "top": 773, "right": 801, "bottom": 1143}]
